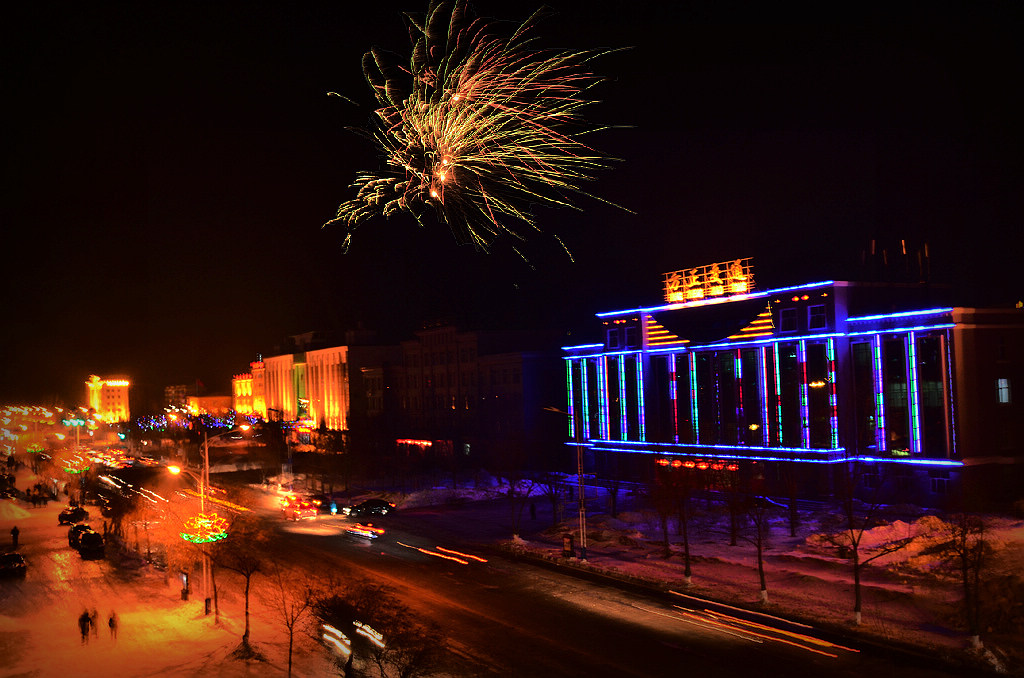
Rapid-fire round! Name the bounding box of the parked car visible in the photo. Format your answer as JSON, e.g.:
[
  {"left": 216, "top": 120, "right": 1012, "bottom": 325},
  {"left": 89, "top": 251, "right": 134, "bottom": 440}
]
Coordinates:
[
  {"left": 0, "top": 553, "right": 27, "bottom": 577},
  {"left": 68, "top": 524, "right": 96, "bottom": 548},
  {"left": 342, "top": 499, "right": 395, "bottom": 517},
  {"left": 58, "top": 506, "right": 89, "bottom": 525},
  {"left": 77, "top": 531, "right": 105, "bottom": 559}
]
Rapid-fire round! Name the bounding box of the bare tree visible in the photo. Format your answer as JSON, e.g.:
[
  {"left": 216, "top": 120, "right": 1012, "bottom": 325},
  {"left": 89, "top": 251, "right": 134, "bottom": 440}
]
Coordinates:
[
  {"left": 923, "top": 512, "right": 993, "bottom": 648},
  {"left": 266, "top": 566, "right": 318, "bottom": 678},
  {"left": 533, "top": 472, "right": 567, "bottom": 527},
  {"left": 210, "top": 512, "right": 269, "bottom": 655},
  {"left": 737, "top": 496, "right": 773, "bottom": 604},
  {"left": 821, "top": 462, "right": 916, "bottom": 625}
]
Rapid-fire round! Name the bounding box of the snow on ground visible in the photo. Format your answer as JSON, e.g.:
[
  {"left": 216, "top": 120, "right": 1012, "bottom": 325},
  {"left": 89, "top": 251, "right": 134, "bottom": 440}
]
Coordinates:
[{"left": 4, "top": 468, "right": 1024, "bottom": 676}]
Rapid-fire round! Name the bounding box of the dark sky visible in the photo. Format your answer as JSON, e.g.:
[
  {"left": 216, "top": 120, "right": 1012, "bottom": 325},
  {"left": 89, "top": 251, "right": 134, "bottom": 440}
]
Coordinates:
[{"left": 2, "top": 1, "right": 1020, "bottom": 408}]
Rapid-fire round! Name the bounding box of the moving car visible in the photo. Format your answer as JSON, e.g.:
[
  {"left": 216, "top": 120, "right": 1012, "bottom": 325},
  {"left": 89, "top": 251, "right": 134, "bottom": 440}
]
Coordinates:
[
  {"left": 68, "top": 524, "right": 96, "bottom": 548},
  {"left": 0, "top": 553, "right": 27, "bottom": 577},
  {"left": 345, "top": 523, "right": 385, "bottom": 539},
  {"left": 77, "top": 531, "right": 105, "bottom": 559},
  {"left": 281, "top": 496, "right": 318, "bottom": 521},
  {"left": 342, "top": 499, "right": 395, "bottom": 517},
  {"left": 58, "top": 506, "right": 89, "bottom": 525}
]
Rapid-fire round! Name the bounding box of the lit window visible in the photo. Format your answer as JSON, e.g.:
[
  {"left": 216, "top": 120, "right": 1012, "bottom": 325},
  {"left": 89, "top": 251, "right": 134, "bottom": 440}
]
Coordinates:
[
  {"left": 808, "top": 305, "right": 827, "bottom": 330},
  {"left": 997, "top": 378, "right": 1011, "bottom": 404}
]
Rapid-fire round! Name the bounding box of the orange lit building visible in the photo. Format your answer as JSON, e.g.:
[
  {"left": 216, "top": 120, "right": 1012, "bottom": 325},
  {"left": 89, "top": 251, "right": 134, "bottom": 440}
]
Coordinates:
[{"left": 85, "top": 374, "right": 131, "bottom": 423}]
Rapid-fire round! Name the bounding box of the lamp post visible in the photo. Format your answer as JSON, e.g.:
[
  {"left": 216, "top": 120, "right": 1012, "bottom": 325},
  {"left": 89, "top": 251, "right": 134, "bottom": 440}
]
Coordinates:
[
  {"left": 168, "top": 425, "right": 248, "bottom": 614},
  {"left": 544, "top": 407, "right": 586, "bottom": 561}
]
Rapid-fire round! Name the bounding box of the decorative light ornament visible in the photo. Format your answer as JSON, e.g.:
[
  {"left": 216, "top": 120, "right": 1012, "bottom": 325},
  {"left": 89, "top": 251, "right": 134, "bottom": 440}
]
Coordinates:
[{"left": 180, "top": 512, "right": 229, "bottom": 544}]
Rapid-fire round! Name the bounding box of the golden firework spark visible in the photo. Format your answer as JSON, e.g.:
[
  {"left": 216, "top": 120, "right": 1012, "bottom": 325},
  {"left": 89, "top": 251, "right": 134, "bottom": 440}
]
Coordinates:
[{"left": 325, "top": 0, "right": 626, "bottom": 256}]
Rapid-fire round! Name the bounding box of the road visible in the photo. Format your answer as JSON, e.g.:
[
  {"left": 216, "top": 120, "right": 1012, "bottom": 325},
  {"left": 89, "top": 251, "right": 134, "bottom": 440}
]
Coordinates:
[
  {"left": 269, "top": 496, "right": 970, "bottom": 678},
  {"left": 0, "top": 471, "right": 978, "bottom": 678}
]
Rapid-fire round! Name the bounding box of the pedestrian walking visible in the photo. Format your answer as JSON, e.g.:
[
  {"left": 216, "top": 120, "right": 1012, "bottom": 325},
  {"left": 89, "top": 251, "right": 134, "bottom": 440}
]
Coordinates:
[
  {"left": 107, "top": 611, "right": 118, "bottom": 640},
  {"left": 89, "top": 608, "right": 99, "bottom": 638},
  {"left": 10, "top": 526, "right": 18, "bottom": 548},
  {"left": 78, "top": 610, "right": 91, "bottom": 645}
]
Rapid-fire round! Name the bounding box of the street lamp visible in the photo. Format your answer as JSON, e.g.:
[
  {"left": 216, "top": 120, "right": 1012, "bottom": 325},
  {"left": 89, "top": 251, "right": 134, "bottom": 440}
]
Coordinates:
[
  {"left": 167, "top": 425, "right": 249, "bottom": 613},
  {"left": 544, "top": 406, "right": 586, "bottom": 561}
]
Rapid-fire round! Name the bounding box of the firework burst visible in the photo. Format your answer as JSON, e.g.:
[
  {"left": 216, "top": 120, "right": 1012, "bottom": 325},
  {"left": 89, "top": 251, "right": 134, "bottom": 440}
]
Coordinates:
[{"left": 325, "top": 0, "right": 626, "bottom": 256}]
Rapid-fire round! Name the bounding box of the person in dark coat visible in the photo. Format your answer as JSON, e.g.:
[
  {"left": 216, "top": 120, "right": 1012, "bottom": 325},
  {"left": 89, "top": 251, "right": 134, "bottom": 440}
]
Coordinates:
[
  {"left": 10, "top": 526, "right": 18, "bottom": 548},
  {"left": 78, "top": 610, "right": 91, "bottom": 644},
  {"left": 90, "top": 608, "right": 99, "bottom": 638},
  {"left": 107, "top": 611, "right": 118, "bottom": 640}
]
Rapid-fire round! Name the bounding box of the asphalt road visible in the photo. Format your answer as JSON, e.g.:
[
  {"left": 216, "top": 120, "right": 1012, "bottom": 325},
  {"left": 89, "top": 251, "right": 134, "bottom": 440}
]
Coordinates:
[{"left": 270, "top": 497, "right": 974, "bottom": 678}]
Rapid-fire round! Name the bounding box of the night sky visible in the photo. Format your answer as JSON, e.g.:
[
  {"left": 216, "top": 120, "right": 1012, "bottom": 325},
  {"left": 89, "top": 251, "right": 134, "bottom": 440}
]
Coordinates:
[{"left": 3, "top": 1, "right": 1020, "bottom": 408}]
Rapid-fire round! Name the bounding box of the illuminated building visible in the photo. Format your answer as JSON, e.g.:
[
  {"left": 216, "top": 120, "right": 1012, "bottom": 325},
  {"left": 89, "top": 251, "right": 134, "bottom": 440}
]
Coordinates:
[
  {"left": 563, "top": 259, "right": 1024, "bottom": 508},
  {"left": 85, "top": 375, "right": 131, "bottom": 423},
  {"left": 232, "top": 361, "right": 266, "bottom": 419},
  {"left": 238, "top": 332, "right": 400, "bottom": 434},
  {"left": 186, "top": 395, "right": 232, "bottom": 417}
]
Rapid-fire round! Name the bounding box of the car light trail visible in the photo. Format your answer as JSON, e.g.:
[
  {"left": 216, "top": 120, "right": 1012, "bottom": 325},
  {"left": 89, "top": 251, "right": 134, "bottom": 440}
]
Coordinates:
[
  {"left": 322, "top": 624, "right": 351, "bottom": 657},
  {"left": 435, "top": 546, "right": 488, "bottom": 563},
  {"left": 397, "top": 541, "right": 469, "bottom": 565},
  {"left": 675, "top": 609, "right": 840, "bottom": 658},
  {"left": 354, "top": 621, "right": 385, "bottom": 648}
]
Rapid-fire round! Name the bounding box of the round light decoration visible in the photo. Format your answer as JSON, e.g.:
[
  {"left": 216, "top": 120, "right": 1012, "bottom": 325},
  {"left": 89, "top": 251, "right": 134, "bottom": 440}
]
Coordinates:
[
  {"left": 62, "top": 452, "right": 90, "bottom": 474},
  {"left": 180, "top": 512, "right": 229, "bottom": 544}
]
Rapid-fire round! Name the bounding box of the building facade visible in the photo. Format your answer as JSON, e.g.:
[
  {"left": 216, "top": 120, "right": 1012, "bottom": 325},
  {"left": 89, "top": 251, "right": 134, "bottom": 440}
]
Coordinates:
[
  {"left": 563, "top": 260, "right": 1024, "bottom": 508},
  {"left": 85, "top": 375, "right": 131, "bottom": 423}
]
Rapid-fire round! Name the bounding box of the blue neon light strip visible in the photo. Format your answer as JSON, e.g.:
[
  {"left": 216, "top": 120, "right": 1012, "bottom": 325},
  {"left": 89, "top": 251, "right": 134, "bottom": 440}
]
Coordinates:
[
  {"left": 581, "top": 359, "right": 591, "bottom": 439},
  {"left": 873, "top": 335, "right": 886, "bottom": 453},
  {"left": 944, "top": 330, "right": 957, "bottom": 459},
  {"left": 798, "top": 340, "right": 810, "bottom": 448},
  {"left": 562, "top": 343, "right": 604, "bottom": 351},
  {"left": 637, "top": 355, "right": 646, "bottom": 441},
  {"left": 772, "top": 345, "right": 783, "bottom": 444},
  {"left": 827, "top": 338, "right": 839, "bottom": 450},
  {"left": 566, "top": 359, "right": 576, "bottom": 440},
  {"left": 689, "top": 353, "right": 699, "bottom": 444},
  {"left": 848, "top": 324, "right": 954, "bottom": 337},
  {"left": 595, "top": 281, "right": 836, "bottom": 318},
  {"left": 847, "top": 308, "right": 954, "bottom": 323},
  {"left": 594, "top": 438, "right": 842, "bottom": 454},
  {"left": 908, "top": 332, "right": 922, "bottom": 455},
  {"left": 618, "top": 355, "right": 628, "bottom": 440},
  {"left": 759, "top": 347, "right": 770, "bottom": 445},
  {"left": 734, "top": 349, "right": 743, "bottom": 444},
  {"left": 581, "top": 440, "right": 963, "bottom": 468}
]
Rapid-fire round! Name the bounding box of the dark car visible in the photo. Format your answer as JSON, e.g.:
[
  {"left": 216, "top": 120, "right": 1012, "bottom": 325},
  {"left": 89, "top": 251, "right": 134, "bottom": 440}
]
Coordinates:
[
  {"left": 0, "top": 553, "right": 27, "bottom": 577},
  {"left": 68, "top": 524, "right": 96, "bottom": 548},
  {"left": 307, "top": 494, "right": 338, "bottom": 515},
  {"left": 342, "top": 499, "right": 395, "bottom": 517},
  {"left": 77, "top": 531, "right": 105, "bottom": 559},
  {"left": 58, "top": 506, "right": 89, "bottom": 525}
]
